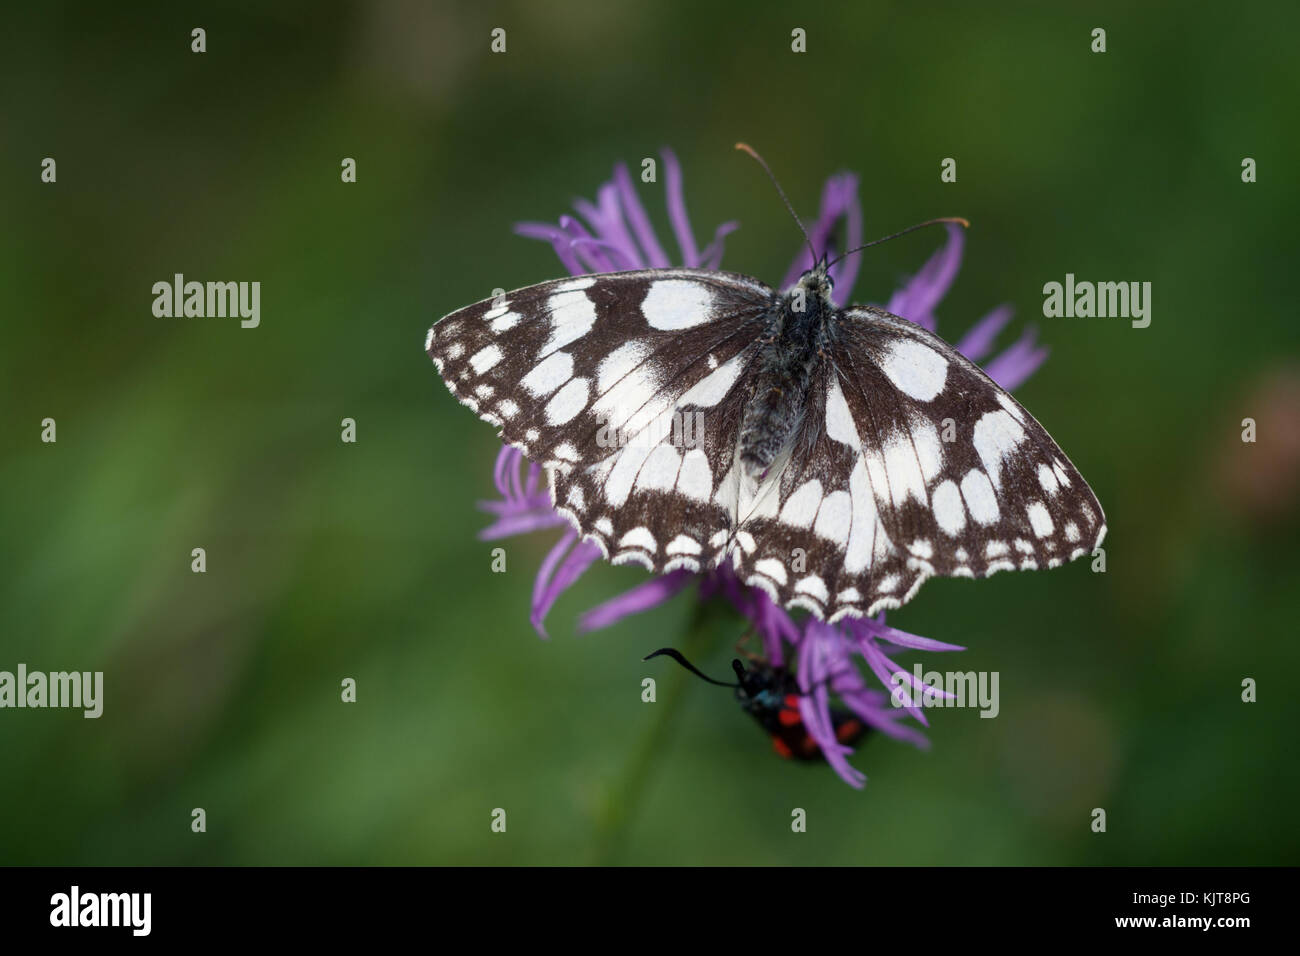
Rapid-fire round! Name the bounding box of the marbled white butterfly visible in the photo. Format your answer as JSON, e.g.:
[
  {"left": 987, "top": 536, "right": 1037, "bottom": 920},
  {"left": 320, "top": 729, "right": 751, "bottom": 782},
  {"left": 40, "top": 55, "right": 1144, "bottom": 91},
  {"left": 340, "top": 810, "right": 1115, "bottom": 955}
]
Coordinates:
[{"left": 426, "top": 148, "right": 1105, "bottom": 623}]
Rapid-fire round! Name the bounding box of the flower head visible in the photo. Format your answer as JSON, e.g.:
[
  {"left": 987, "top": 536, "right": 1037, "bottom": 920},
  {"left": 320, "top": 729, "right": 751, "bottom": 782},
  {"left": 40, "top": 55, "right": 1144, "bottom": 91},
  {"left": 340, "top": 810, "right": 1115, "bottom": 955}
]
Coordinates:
[{"left": 479, "top": 149, "right": 1048, "bottom": 786}]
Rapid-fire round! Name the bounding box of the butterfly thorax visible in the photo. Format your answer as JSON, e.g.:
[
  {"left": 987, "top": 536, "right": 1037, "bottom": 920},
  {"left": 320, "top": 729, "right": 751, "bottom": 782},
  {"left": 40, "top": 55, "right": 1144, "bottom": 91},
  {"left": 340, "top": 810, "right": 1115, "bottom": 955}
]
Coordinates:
[{"left": 739, "top": 265, "right": 838, "bottom": 478}]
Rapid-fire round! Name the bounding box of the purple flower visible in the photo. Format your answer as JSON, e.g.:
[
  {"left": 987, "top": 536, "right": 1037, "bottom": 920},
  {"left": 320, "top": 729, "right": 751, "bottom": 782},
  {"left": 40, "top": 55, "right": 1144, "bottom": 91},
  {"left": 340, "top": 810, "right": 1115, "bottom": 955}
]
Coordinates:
[{"left": 482, "top": 149, "right": 1048, "bottom": 786}]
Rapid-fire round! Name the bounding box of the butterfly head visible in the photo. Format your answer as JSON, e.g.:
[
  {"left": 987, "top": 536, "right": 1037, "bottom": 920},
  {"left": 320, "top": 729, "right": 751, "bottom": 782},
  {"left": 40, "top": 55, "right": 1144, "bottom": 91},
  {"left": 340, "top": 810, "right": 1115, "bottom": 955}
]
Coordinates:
[{"left": 795, "top": 259, "right": 835, "bottom": 305}]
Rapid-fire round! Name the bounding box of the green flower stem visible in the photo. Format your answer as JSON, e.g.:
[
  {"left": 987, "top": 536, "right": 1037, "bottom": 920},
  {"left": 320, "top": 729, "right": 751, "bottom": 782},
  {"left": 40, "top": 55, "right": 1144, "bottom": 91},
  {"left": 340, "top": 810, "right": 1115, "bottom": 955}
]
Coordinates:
[{"left": 591, "top": 600, "right": 733, "bottom": 864}]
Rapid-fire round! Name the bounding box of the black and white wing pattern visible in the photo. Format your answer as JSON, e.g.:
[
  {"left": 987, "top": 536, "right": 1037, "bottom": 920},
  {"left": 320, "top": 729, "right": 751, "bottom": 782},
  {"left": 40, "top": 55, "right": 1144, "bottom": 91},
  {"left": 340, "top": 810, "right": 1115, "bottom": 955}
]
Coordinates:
[
  {"left": 427, "top": 269, "right": 770, "bottom": 566},
  {"left": 732, "top": 306, "right": 1106, "bottom": 621}
]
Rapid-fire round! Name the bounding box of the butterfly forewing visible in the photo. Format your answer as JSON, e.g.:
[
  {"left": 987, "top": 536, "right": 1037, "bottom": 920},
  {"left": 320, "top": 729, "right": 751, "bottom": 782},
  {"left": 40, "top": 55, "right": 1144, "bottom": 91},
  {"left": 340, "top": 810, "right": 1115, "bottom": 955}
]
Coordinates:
[
  {"left": 428, "top": 269, "right": 771, "bottom": 466},
  {"left": 429, "top": 270, "right": 779, "bottom": 567}
]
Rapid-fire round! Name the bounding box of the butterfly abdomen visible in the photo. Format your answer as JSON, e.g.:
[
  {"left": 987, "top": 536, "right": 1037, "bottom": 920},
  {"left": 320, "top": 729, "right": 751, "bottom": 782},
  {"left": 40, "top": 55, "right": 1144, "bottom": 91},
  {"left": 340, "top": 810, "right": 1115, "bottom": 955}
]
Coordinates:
[{"left": 739, "top": 272, "right": 836, "bottom": 478}]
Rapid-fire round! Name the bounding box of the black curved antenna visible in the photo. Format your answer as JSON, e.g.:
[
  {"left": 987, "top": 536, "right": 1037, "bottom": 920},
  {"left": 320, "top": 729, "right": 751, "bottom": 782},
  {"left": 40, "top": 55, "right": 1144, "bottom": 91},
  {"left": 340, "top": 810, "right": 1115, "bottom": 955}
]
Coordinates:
[
  {"left": 826, "top": 217, "right": 970, "bottom": 269},
  {"left": 735, "top": 143, "right": 818, "bottom": 267},
  {"left": 643, "top": 648, "right": 739, "bottom": 688}
]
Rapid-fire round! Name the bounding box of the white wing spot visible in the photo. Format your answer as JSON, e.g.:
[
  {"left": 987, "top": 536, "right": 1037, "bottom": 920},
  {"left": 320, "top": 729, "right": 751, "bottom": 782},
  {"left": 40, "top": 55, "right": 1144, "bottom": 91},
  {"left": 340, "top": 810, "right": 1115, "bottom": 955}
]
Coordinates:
[
  {"left": 679, "top": 352, "right": 745, "bottom": 407},
  {"left": 565, "top": 484, "right": 585, "bottom": 511},
  {"left": 521, "top": 351, "right": 573, "bottom": 397},
  {"left": 1064, "top": 521, "right": 1081, "bottom": 543},
  {"left": 666, "top": 534, "right": 702, "bottom": 556},
  {"left": 932, "top": 479, "right": 967, "bottom": 536},
  {"left": 754, "top": 558, "right": 788, "bottom": 586},
  {"left": 996, "top": 391, "right": 1025, "bottom": 422},
  {"left": 603, "top": 442, "right": 655, "bottom": 508},
  {"left": 497, "top": 399, "right": 518, "bottom": 419},
  {"left": 597, "top": 342, "right": 652, "bottom": 392},
  {"left": 813, "top": 491, "right": 852, "bottom": 545},
  {"left": 1027, "top": 500, "right": 1055, "bottom": 538},
  {"left": 986, "top": 541, "right": 1009, "bottom": 557},
  {"left": 675, "top": 449, "right": 712, "bottom": 503},
  {"left": 911, "top": 419, "right": 944, "bottom": 482},
  {"left": 794, "top": 575, "right": 829, "bottom": 603},
  {"left": 635, "top": 444, "right": 682, "bottom": 492},
  {"left": 779, "top": 479, "right": 823, "bottom": 529},
  {"left": 882, "top": 429, "right": 928, "bottom": 508},
  {"left": 545, "top": 377, "right": 589, "bottom": 425},
  {"left": 960, "top": 469, "right": 1000, "bottom": 525},
  {"left": 973, "top": 410, "right": 1027, "bottom": 491},
  {"left": 642, "top": 279, "right": 713, "bottom": 330},
  {"left": 619, "top": 527, "right": 658, "bottom": 553},
  {"left": 880, "top": 338, "right": 949, "bottom": 401},
  {"left": 1038, "top": 462, "right": 1060, "bottom": 495},
  {"left": 469, "top": 345, "right": 501, "bottom": 374},
  {"left": 543, "top": 290, "right": 598, "bottom": 354},
  {"left": 825, "top": 377, "right": 861, "bottom": 451},
  {"left": 491, "top": 311, "right": 522, "bottom": 333}
]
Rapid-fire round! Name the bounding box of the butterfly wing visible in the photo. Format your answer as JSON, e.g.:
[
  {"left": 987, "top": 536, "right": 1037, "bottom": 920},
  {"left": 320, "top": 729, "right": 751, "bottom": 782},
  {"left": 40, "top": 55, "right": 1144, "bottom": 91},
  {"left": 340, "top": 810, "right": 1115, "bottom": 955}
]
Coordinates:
[
  {"left": 733, "top": 305, "right": 1106, "bottom": 621},
  {"left": 428, "top": 269, "right": 773, "bottom": 569}
]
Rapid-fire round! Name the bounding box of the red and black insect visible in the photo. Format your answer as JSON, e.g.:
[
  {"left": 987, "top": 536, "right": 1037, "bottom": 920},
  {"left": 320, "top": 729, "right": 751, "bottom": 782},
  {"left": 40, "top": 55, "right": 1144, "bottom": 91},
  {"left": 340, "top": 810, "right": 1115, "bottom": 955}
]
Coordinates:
[{"left": 644, "top": 647, "right": 868, "bottom": 762}]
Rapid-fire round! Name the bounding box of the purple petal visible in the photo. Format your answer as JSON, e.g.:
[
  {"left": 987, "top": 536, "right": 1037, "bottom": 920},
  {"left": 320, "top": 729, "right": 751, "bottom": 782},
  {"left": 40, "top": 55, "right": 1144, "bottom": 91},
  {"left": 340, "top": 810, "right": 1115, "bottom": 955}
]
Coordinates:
[
  {"left": 513, "top": 222, "right": 585, "bottom": 276},
  {"left": 557, "top": 215, "right": 618, "bottom": 273},
  {"left": 885, "top": 222, "right": 965, "bottom": 331},
  {"left": 662, "top": 148, "right": 699, "bottom": 267},
  {"left": 577, "top": 570, "right": 695, "bottom": 633},
  {"left": 984, "top": 327, "right": 1049, "bottom": 392},
  {"left": 477, "top": 509, "right": 566, "bottom": 541},
  {"left": 613, "top": 164, "right": 670, "bottom": 268},
  {"left": 698, "top": 220, "right": 740, "bottom": 270},
  {"left": 955, "top": 304, "right": 1014, "bottom": 363},
  {"left": 530, "top": 533, "right": 603, "bottom": 639}
]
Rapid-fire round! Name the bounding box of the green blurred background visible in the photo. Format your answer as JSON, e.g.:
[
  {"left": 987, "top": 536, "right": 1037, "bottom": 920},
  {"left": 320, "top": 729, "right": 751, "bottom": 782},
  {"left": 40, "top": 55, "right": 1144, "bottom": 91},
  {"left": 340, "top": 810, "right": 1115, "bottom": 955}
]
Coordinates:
[{"left": 2, "top": 1, "right": 1297, "bottom": 865}]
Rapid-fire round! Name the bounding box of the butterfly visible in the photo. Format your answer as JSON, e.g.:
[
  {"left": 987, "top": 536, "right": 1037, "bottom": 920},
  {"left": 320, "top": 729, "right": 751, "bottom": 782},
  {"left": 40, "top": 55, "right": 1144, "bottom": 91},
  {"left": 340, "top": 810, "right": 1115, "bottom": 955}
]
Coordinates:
[
  {"left": 426, "top": 148, "right": 1105, "bottom": 622},
  {"left": 643, "top": 648, "right": 868, "bottom": 762}
]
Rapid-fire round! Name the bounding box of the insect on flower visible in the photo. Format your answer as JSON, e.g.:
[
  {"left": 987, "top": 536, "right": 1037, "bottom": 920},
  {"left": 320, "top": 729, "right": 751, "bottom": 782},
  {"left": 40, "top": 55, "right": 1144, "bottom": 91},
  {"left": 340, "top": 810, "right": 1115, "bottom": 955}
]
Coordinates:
[{"left": 644, "top": 647, "right": 868, "bottom": 762}]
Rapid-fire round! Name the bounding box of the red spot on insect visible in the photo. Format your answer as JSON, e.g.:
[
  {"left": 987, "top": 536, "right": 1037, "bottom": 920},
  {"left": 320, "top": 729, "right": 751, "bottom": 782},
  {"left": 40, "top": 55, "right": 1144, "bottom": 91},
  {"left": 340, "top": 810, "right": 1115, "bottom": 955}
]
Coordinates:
[
  {"left": 783, "top": 694, "right": 800, "bottom": 709},
  {"left": 799, "top": 735, "right": 819, "bottom": 756},
  {"left": 772, "top": 737, "right": 794, "bottom": 759},
  {"left": 835, "top": 719, "right": 863, "bottom": 742},
  {"left": 778, "top": 708, "right": 802, "bottom": 727}
]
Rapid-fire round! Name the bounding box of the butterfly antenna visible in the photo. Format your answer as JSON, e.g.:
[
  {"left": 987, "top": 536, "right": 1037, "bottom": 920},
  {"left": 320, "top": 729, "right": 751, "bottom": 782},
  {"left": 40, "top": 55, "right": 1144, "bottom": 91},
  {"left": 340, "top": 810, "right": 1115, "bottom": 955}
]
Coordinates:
[
  {"left": 826, "top": 217, "right": 970, "bottom": 269},
  {"left": 643, "top": 648, "right": 739, "bottom": 688},
  {"left": 735, "top": 143, "right": 818, "bottom": 266}
]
